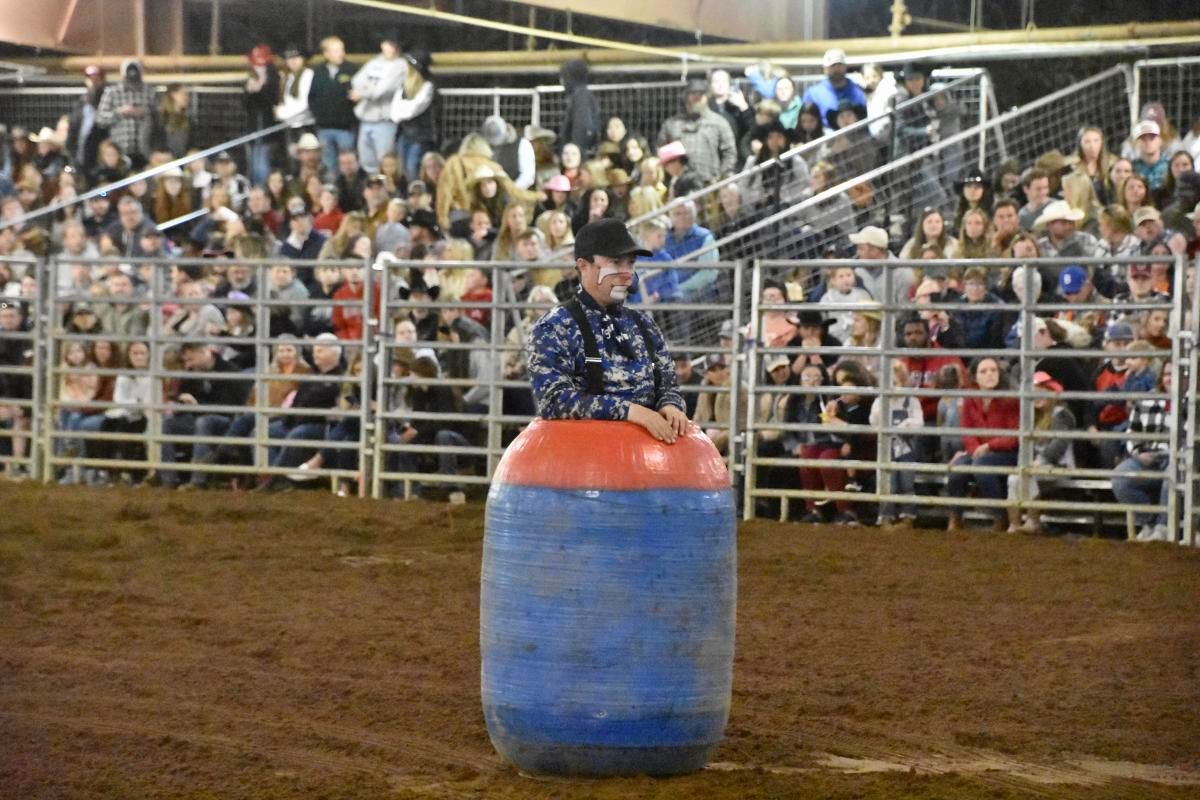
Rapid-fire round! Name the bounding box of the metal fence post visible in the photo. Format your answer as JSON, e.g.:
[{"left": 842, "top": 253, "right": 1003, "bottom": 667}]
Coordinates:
[
  {"left": 741, "top": 261, "right": 761, "bottom": 521},
  {"left": 1185, "top": 255, "right": 1200, "bottom": 547},
  {"left": 372, "top": 259, "right": 391, "bottom": 500},
  {"left": 1166, "top": 254, "right": 1187, "bottom": 539}
]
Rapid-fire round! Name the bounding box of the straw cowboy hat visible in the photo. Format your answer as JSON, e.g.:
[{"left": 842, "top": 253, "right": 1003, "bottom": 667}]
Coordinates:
[{"left": 1034, "top": 199, "right": 1085, "bottom": 228}]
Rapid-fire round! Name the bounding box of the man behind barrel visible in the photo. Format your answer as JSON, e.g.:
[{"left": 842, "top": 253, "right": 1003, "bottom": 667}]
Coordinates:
[{"left": 529, "top": 218, "right": 689, "bottom": 444}]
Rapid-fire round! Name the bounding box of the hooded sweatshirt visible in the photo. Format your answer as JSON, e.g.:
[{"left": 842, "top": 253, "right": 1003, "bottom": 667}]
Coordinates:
[{"left": 351, "top": 55, "right": 407, "bottom": 123}]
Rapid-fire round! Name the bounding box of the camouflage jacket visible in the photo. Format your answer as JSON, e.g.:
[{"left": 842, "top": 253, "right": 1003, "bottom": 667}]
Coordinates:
[{"left": 529, "top": 289, "right": 684, "bottom": 420}]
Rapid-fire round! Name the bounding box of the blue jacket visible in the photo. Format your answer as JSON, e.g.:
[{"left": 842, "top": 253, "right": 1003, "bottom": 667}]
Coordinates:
[{"left": 801, "top": 79, "right": 867, "bottom": 129}]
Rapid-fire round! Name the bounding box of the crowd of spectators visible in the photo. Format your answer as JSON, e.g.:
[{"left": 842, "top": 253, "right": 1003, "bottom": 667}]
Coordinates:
[{"left": 0, "top": 38, "right": 1198, "bottom": 540}]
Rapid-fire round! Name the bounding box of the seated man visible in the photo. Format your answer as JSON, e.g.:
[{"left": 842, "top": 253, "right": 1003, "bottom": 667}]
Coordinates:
[
  {"left": 159, "top": 342, "right": 250, "bottom": 489},
  {"left": 529, "top": 218, "right": 688, "bottom": 443}
]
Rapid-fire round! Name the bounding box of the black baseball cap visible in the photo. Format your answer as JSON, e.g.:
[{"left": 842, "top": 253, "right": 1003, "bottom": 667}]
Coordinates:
[{"left": 574, "top": 218, "right": 651, "bottom": 261}]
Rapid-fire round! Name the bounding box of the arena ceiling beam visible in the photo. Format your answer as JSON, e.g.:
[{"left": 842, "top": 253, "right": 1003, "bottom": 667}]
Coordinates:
[
  {"left": 491, "top": 0, "right": 827, "bottom": 44},
  {"left": 7, "top": 19, "right": 1200, "bottom": 77}
]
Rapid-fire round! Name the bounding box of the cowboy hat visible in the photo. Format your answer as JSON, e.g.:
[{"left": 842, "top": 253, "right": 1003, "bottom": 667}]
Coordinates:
[{"left": 1033, "top": 199, "right": 1086, "bottom": 228}]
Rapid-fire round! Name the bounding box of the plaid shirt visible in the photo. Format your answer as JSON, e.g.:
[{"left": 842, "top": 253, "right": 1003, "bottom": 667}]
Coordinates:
[{"left": 96, "top": 81, "right": 157, "bottom": 157}]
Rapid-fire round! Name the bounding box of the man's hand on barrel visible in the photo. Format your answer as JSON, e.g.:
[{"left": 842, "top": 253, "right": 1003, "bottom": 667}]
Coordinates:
[
  {"left": 660, "top": 405, "right": 688, "bottom": 439},
  {"left": 628, "top": 403, "right": 680, "bottom": 444}
]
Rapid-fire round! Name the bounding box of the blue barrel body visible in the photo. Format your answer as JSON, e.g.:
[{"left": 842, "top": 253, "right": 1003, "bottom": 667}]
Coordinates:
[{"left": 481, "top": 420, "right": 736, "bottom": 776}]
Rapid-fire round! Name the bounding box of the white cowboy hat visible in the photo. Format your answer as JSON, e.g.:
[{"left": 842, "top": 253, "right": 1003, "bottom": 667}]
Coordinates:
[{"left": 1033, "top": 199, "right": 1085, "bottom": 228}]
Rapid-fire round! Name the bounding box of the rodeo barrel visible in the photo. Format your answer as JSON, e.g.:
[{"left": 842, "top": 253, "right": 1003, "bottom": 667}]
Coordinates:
[{"left": 481, "top": 419, "right": 737, "bottom": 777}]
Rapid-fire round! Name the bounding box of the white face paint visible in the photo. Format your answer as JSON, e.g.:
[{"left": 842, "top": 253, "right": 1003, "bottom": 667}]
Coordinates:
[{"left": 597, "top": 260, "right": 635, "bottom": 302}]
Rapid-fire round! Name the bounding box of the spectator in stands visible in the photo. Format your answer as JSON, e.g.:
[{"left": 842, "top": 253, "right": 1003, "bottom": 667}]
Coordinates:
[
  {"left": 268, "top": 263, "right": 310, "bottom": 336},
  {"left": 350, "top": 33, "right": 406, "bottom": 175},
  {"left": 389, "top": 353, "right": 472, "bottom": 504},
  {"left": 1087, "top": 321, "right": 1134, "bottom": 469},
  {"left": 1133, "top": 207, "right": 1187, "bottom": 255},
  {"left": 1006, "top": 370, "right": 1078, "bottom": 533},
  {"left": 661, "top": 202, "right": 720, "bottom": 306},
  {"left": 848, "top": 225, "right": 907, "bottom": 303},
  {"left": 557, "top": 59, "right": 599, "bottom": 156},
  {"left": 244, "top": 45, "right": 280, "bottom": 186},
  {"left": 491, "top": 202, "right": 530, "bottom": 262},
  {"left": 292, "top": 133, "right": 328, "bottom": 188},
  {"left": 658, "top": 80, "right": 737, "bottom": 184},
  {"left": 334, "top": 149, "right": 368, "bottom": 214},
  {"left": 436, "top": 306, "right": 491, "bottom": 414},
  {"left": 810, "top": 359, "right": 875, "bottom": 525},
  {"left": 1162, "top": 169, "right": 1200, "bottom": 232},
  {"left": 310, "top": 36, "right": 357, "bottom": 174},
  {"left": 1035, "top": 200, "right": 1098, "bottom": 285},
  {"left": 256, "top": 333, "right": 345, "bottom": 492},
  {"left": 801, "top": 48, "right": 866, "bottom": 128},
  {"left": 374, "top": 198, "right": 411, "bottom": 255},
  {"left": 655, "top": 141, "right": 701, "bottom": 200},
  {"left": 692, "top": 353, "right": 745, "bottom": 457},
  {"left": 900, "top": 207, "right": 956, "bottom": 260},
  {"left": 1093, "top": 204, "right": 1139, "bottom": 294},
  {"left": 96, "top": 60, "right": 155, "bottom": 169},
  {"left": 1055, "top": 265, "right": 1108, "bottom": 346},
  {"left": 94, "top": 339, "right": 150, "bottom": 484},
  {"left": 954, "top": 267, "right": 1007, "bottom": 350},
  {"left": 437, "top": 134, "right": 522, "bottom": 230},
  {"left": 67, "top": 65, "right": 108, "bottom": 177},
  {"left": 952, "top": 167, "right": 993, "bottom": 232},
  {"left": 103, "top": 196, "right": 155, "bottom": 258},
  {"left": 278, "top": 196, "right": 326, "bottom": 270},
  {"left": 819, "top": 99, "right": 872, "bottom": 178},
  {"left": 861, "top": 62, "right": 898, "bottom": 146},
  {"left": 669, "top": 352, "right": 703, "bottom": 419},
  {"left": 769, "top": 77, "right": 801, "bottom": 133},
  {"left": 872, "top": 359, "right": 924, "bottom": 527},
  {"left": 1108, "top": 262, "right": 1166, "bottom": 319},
  {"left": 1100, "top": 157, "right": 1133, "bottom": 207},
  {"left": 572, "top": 187, "right": 613, "bottom": 234},
  {"left": 82, "top": 192, "right": 116, "bottom": 240},
  {"left": 1112, "top": 363, "right": 1174, "bottom": 542},
  {"left": 1119, "top": 173, "right": 1153, "bottom": 218},
  {"left": 482, "top": 115, "right": 535, "bottom": 191},
  {"left": 390, "top": 45, "right": 437, "bottom": 181},
  {"left": 707, "top": 69, "right": 751, "bottom": 160},
  {"left": 213, "top": 151, "right": 250, "bottom": 212},
  {"left": 360, "top": 174, "right": 390, "bottom": 237},
  {"left": 1138, "top": 308, "right": 1170, "bottom": 350},
  {"left": 945, "top": 357, "right": 1018, "bottom": 532},
  {"left": 1018, "top": 169, "right": 1052, "bottom": 231},
  {"left": 99, "top": 272, "right": 148, "bottom": 337},
  {"left": 156, "top": 341, "right": 249, "bottom": 489},
  {"left": 312, "top": 184, "right": 344, "bottom": 235},
  {"left": 153, "top": 165, "right": 191, "bottom": 230},
  {"left": 276, "top": 45, "right": 315, "bottom": 128},
  {"left": 1072, "top": 126, "right": 1118, "bottom": 199},
  {"left": 0, "top": 300, "right": 31, "bottom": 475},
  {"left": 956, "top": 208, "right": 994, "bottom": 259},
  {"left": 898, "top": 315, "right": 965, "bottom": 460},
  {"left": 816, "top": 264, "right": 873, "bottom": 343},
  {"left": 1028, "top": 317, "right": 1090, "bottom": 429},
  {"left": 1131, "top": 119, "right": 1170, "bottom": 193}
]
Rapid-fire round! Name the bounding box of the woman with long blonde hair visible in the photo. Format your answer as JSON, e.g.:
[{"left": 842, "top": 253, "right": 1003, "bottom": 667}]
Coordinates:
[
  {"left": 391, "top": 46, "right": 437, "bottom": 180},
  {"left": 318, "top": 211, "right": 368, "bottom": 260},
  {"left": 491, "top": 202, "right": 530, "bottom": 261}
]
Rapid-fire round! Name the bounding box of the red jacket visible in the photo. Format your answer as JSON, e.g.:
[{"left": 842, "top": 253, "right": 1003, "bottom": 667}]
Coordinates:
[
  {"left": 961, "top": 395, "right": 1019, "bottom": 455},
  {"left": 901, "top": 351, "right": 966, "bottom": 421},
  {"left": 331, "top": 280, "right": 380, "bottom": 342}
]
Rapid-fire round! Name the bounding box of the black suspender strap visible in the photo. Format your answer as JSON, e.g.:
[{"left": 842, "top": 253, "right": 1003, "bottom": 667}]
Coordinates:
[
  {"left": 563, "top": 297, "right": 605, "bottom": 395},
  {"left": 629, "top": 310, "right": 662, "bottom": 400},
  {"left": 563, "top": 296, "right": 663, "bottom": 400}
]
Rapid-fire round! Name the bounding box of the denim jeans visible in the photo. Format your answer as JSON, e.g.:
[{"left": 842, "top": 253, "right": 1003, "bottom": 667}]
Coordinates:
[
  {"left": 160, "top": 413, "right": 230, "bottom": 487},
  {"left": 248, "top": 140, "right": 272, "bottom": 186},
  {"left": 270, "top": 422, "right": 329, "bottom": 470},
  {"left": 395, "top": 133, "right": 431, "bottom": 180},
  {"left": 189, "top": 414, "right": 232, "bottom": 486},
  {"left": 945, "top": 449, "right": 1019, "bottom": 520},
  {"left": 879, "top": 452, "right": 917, "bottom": 518},
  {"left": 388, "top": 428, "right": 470, "bottom": 496},
  {"left": 1112, "top": 453, "right": 1170, "bottom": 527},
  {"left": 318, "top": 127, "right": 356, "bottom": 174},
  {"left": 357, "top": 121, "right": 397, "bottom": 174}
]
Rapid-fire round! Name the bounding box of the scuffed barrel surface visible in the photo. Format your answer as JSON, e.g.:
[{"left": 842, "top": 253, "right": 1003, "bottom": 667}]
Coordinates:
[{"left": 481, "top": 420, "right": 736, "bottom": 777}]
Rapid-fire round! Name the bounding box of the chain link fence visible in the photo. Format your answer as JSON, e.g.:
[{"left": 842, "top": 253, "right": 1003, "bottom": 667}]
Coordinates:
[{"left": 1132, "top": 56, "right": 1200, "bottom": 144}]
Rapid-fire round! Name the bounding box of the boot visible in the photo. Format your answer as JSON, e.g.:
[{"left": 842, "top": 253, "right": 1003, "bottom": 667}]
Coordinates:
[
  {"left": 1019, "top": 509, "right": 1043, "bottom": 535},
  {"left": 1006, "top": 506, "right": 1023, "bottom": 533},
  {"left": 991, "top": 515, "right": 1008, "bottom": 533},
  {"left": 946, "top": 511, "right": 963, "bottom": 532}
]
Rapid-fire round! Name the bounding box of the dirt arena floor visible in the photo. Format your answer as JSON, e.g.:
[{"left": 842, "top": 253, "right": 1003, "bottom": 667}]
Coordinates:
[{"left": 2, "top": 482, "right": 1199, "bottom": 799}]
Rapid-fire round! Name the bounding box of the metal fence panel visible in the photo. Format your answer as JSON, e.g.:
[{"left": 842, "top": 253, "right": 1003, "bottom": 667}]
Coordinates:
[
  {"left": 0, "top": 256, "right": 41, "bottom": 479},
  {"left": 1132, "top": 56, "right": 1200, "bottom": 140}
]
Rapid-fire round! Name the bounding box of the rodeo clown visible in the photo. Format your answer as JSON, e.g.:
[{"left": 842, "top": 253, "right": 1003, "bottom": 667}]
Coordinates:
[{"left": 529, "top": 218, "right": 689, "bottom": 444}]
